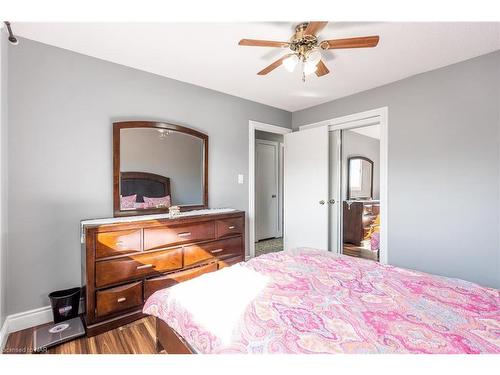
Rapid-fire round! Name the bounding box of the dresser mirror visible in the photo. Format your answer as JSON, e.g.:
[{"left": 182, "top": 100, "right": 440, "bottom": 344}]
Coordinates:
[
  {"left": 113, "top": 121, "right": 208, "bottom": 217},
  {"left": 347, "top": 156, "right": 374, "bottom": 200}
]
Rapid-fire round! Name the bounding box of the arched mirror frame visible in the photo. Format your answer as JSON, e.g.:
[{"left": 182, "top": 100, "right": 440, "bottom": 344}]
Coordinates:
[
  {"left": 113, "top": 121, "right": 208, "bottom": 217},
  {"left": 346, "top": 156, "right": 374, "bottom": 200}
]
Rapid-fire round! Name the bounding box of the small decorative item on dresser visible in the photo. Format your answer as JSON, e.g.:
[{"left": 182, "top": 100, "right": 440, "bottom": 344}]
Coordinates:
[{"left": 169, "top": 205, "right": 181, "bottom": 217}]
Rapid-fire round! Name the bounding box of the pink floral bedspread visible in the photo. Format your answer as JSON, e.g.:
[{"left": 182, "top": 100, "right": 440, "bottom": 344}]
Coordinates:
[{"left": 143, "top": 248, "right": 500, "bottom": 354}]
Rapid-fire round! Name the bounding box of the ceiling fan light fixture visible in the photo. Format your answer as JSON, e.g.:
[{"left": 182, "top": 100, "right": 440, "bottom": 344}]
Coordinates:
[
  {"left": 303, "top": 60, "right": 318, "bottom": 76},
  {"left": 283, "top": 54, "right": 299, "bottom": 72},
  {"left": 157, "top": 129, "right": 172, "bottom": 139},
  {"left": 306, "top": 50, "right": 322, "bottom": 66}
]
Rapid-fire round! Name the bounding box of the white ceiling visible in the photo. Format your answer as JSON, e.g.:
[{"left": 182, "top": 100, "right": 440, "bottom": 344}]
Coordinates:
[{"left": 12, "top": 22, "right": 500, "bottom": 112}]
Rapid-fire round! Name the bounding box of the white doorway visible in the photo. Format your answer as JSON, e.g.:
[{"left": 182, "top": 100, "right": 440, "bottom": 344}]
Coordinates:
[
  {"left": 248, "top": 121, "right": 291, "bottom": 259},
  {"left": 255, "top": 139, "right": 280, "bottom": 241}
]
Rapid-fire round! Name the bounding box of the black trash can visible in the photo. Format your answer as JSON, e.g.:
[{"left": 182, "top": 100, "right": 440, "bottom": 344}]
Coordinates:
[{"left": 48, "top": 287, "right": 81, "bottom": 323}]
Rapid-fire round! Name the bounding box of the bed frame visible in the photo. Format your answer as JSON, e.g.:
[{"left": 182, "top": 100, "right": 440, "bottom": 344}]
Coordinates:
[{"left": 156, "top": 318, "right": 195, "bottom": 354}]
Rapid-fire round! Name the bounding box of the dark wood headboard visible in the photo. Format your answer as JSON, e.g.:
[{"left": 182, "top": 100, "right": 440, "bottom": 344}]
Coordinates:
[{"left": 120, "top": 172, "right": 171, "bottom": 202}]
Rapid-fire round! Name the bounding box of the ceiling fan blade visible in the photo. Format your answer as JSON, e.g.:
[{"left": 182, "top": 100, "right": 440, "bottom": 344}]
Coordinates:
[
  {"left": 315, "top": 60, "right": 330, "bottom": 77},
  {"left": 239, "top": 39, "right": 289, "bottom": 48},
  {"left": 257, "top": 54, "right": 292, "bottom": 75},
  {"left": 304, "top": 21, "right": 328, "bottom": 36},
  {"left": 321, "top": 36, "right": 379, "bottom": 49}
]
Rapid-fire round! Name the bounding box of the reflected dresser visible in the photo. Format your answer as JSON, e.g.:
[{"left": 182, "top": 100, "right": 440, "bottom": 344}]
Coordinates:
[
  {"left": 81, "top": 209, "right": 245, "bottom": 336},
  {"left": 343, "top": 200, "right": 380, "bottom": 246}
]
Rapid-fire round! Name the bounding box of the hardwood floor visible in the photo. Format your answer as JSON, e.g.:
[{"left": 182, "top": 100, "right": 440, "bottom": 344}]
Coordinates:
[
  {"left": 3, "top": 317, "right": 159, "bottom": 354},
  {"left": 343, "top": 241, "right": 379, "bottom": 261}
]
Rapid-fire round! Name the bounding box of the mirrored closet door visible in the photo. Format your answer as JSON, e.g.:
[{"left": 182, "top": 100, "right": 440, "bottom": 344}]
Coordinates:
[
  {"left": 283, "top": 122, "right": 383, "bottom": 263},
  {"left": 340, "top": 125, "right": 381, "bottom": 262}
]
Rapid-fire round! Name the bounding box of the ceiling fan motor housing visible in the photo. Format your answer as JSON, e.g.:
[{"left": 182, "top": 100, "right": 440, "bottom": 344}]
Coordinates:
[{"left": 289, "top": 23, "right": 319, "bottom": 60}]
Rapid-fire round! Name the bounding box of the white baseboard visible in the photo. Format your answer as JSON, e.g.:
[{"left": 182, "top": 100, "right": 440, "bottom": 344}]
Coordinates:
[
  {"left": 0, "top": 318, "right": 9, "bottom": 353},
  {"left": 0, "top": 298, "right": 85, "bottom": 353},
  {"left": 5, "top": 305, "right": 54, "bottom": 335},
  {"left": 0, "top": 305, "right": 52, "bottom": 353}
]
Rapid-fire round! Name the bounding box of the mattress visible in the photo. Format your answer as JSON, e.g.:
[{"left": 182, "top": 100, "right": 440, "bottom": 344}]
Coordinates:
[{"left": 143, "top": 248, "right": 500, "bottom": 353}]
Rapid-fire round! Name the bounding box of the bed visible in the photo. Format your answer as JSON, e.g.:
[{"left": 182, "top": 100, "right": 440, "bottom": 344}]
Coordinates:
[
  {"left": 121, "top": 171, "right": 171, "bottom": 203},
  {"left": 119, "top": 171, "right": 171, "bottom": 211},
  {"left": 143, "top": 248, "right": 500, "bottom": 354}
]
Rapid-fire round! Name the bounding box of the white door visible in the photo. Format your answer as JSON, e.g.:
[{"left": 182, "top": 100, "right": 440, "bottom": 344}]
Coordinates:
[
  {"left": 284, "top": 126, "right": 329, "bottom": 251},
  {"left": 255, "top": 140, "right": 279, "bottom": 240}
]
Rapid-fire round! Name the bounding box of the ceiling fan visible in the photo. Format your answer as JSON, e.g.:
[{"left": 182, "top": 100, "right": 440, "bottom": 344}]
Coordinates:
[{"left": 239, "top": 22, "right": 379, "bottom": 81}]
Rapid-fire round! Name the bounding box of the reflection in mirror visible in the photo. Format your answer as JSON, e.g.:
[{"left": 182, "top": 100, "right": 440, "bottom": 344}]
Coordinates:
[
  {"left": 347, "top": 157, "right": 374, "bottom": 200},
  {"left": 119, "top": 128, "right": 204, "bottom": 211}
]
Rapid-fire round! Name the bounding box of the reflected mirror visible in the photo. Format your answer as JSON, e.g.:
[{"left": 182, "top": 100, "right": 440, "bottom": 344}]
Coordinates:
[
  {"left": 347, "top": 156, "right": 374, "bottom": 200},
  {"left": 113, "top": 121, "right": 208, "bottom": 216}
]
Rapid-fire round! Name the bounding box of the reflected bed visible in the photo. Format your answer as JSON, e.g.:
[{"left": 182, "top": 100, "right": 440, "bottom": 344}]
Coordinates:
[
  {"left": 143, "top": 248, "right": 500, "bottom": 354},
  {"left": 120, "top": 171, "right": 171, "bottom": 211}
]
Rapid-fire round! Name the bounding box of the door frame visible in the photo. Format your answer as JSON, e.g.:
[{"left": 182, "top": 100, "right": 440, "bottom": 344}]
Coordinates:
[
  {"left": 278, "top": 142, "right": 284, "bottom": 238},
  {"left": 298, "top": 107, "right": 389, "bottom": 264},
  {"left": 249, "top": 121, "right": 292, "bottom": 259},
  {"left": 255, "top": 139, "right": 280, "bottom": 241}
]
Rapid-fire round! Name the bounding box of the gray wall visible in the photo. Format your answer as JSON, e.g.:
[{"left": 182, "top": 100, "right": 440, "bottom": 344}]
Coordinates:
[
  {"left": 121, "top": 128, "right": 204, "bottom": 205},
  {"left": 6, "top": 38, "right": 291, "bottom": 315},
  {"left": 0, "top": 29, "right": 8, "bottom": 328},
  {"left": 293, "top": 51, "right": 500, "bottom": 289},
  {"left": 342, "top": 130, "right": 380, "bottom": 200}
]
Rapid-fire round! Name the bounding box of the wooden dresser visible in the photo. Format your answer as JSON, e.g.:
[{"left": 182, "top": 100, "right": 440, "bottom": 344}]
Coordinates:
[
  {"left": 343, "top": 201, "right": 380, "bottom": 246},
  {"left": 81, "top": 210, "right": 245, "bottom": 336}
]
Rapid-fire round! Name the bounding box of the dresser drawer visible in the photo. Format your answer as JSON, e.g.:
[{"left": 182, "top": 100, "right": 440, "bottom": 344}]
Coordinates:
[
  {"left": 143, "top": 222, "right": 215, "bottom": 250},
  {"left": 183, "top": 237, "right": 243, "bottom": 267},
  {"left": 216, "top": 217, "right": 244, "bottom": 238},
  {"left": 144, "top": 263, "right": 218, "bottom": 299},
  {"left": 96, "top": 281, "right": 142, "bottom": 318},
  {"left": 95, "top": 229, "right": 142, "bottom": 259},
  {"left": 218, "top": 255, "right": 244, "bottom": 269},
  {"left": 95, "top": 248, "right": 182, "bottom": 288}
]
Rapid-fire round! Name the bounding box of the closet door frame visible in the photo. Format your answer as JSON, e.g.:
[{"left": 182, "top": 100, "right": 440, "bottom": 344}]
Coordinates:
[{"left": 299, "top": 107, "right": 389, "bottom": 264}]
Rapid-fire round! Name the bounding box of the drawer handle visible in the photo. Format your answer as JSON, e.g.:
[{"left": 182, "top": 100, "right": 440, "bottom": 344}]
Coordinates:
[
  {"left": 117, "top": 297, "right": 127, "bottom": 303},
  {"left": 211, "top": 248, "right": 224, "bottom": 254},
  {"left": 136, "top": 264, "right": 154, "bottom": 270},
  {"left": 177, "top": 232, "right": 192, "bottom": 237},
  {"left": 116, "top": 240, "right": 124, "bottom": 246},
  {"left": 228, "top": 226, "right": 236, "bottom": 230}
]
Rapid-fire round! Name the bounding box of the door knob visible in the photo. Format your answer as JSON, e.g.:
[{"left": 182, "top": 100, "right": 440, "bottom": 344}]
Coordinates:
[
  {"left": 319, "top": 200, "right": 325, "bottom": 205},
  {"left": 328, "top": 199, "right": 336, "bottom": 204}
]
